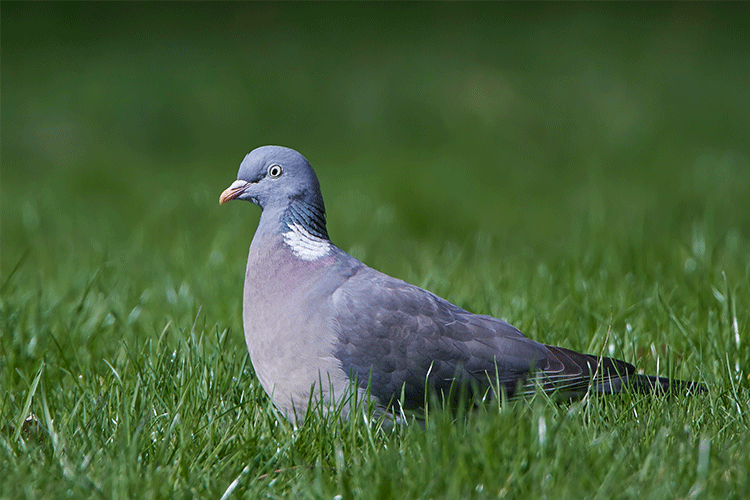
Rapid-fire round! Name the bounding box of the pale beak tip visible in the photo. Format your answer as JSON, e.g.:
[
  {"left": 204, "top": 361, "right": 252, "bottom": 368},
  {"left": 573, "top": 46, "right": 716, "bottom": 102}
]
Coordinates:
[{"left": 219, "top": 180, "right": 249, "bottom": 205}]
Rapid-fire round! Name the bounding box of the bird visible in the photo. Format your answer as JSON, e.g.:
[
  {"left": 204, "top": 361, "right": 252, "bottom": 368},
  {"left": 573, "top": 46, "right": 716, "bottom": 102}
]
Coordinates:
[{"left": 219, "top": 145, "right": 704, "bottom": 421}]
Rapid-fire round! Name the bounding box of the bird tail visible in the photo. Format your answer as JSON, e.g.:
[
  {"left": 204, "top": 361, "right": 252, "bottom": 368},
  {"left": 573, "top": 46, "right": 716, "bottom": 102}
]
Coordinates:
[
  {"left": 627, "top": 373, "right": 707, "bottom": 395},
  {"left": 527, "top": 345, "right": 706, "bottom": 398}
]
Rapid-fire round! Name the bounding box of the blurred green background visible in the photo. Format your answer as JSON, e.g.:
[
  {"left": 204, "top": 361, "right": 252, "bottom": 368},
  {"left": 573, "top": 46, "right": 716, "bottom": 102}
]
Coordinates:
[
  {"left": 2, "top": 2, "right": 749, "bottom": 368},
  {"left": 3, "top": 4, "right": 750, "bottom": 498}
]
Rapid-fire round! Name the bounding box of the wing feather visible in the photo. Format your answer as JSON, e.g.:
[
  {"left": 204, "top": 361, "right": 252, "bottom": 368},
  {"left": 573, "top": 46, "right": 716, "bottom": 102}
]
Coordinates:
[{"left": 332, "top": 267, "right": 549, "bottom": 408}]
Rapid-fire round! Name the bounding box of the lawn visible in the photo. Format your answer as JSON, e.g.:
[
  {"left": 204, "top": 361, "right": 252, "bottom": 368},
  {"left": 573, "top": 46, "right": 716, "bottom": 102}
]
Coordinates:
[{"left": 2, "top": 3, "right": 749, "bottom": 499}]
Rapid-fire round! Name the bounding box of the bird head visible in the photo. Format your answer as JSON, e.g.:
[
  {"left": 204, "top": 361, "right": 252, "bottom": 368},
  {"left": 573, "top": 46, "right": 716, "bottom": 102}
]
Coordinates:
[{"left": 219, "top": 145, "right": 323, "bottom": 210}]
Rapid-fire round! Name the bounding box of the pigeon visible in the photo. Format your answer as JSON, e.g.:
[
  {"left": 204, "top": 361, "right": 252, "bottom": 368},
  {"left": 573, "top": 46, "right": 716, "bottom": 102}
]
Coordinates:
[{"left": 220, "top": 145, "right": 704, "bottom": 421}]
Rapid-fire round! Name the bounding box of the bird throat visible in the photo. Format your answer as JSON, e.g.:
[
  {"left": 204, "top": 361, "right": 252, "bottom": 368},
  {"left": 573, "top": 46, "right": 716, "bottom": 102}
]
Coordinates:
[{"left": 281, "top": 197, "right": 331, "bottom": 261}]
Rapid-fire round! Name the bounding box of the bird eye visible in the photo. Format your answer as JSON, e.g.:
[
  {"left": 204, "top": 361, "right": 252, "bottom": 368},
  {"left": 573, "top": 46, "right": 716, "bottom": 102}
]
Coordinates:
[{"left": 268, "top": 165, "right": 282, "bottom": 178}]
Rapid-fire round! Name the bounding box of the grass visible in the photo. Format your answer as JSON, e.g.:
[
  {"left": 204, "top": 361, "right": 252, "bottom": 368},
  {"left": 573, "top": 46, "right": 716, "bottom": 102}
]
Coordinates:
[{"left": 2, "top": 3, "right": 749, "bottom": 499}]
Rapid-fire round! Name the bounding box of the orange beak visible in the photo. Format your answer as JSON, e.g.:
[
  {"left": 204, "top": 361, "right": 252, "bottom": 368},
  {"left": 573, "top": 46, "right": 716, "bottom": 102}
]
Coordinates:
[{"left": 219, "top": 180, "right": 250, "bottom": 204}]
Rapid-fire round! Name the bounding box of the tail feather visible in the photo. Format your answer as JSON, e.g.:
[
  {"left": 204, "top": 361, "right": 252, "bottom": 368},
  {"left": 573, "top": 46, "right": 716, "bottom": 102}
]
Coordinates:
[
  {"left": 521, "top": 345, "right": 706, "bottom": 398},
  {"left": 628, "top": 374, "right": 707, "bottom": 394}
]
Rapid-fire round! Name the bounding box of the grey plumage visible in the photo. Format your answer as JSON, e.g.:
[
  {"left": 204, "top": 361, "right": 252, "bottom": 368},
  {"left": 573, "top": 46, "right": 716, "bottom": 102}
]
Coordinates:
[{"left": 220, "top": 145, "right": 704, "bottom": 420}]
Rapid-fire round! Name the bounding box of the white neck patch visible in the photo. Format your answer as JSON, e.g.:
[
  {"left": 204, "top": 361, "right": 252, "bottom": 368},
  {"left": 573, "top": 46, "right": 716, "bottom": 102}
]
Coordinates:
[{"left": 282, "top": 223, "right": 331, "bottom": 261}]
